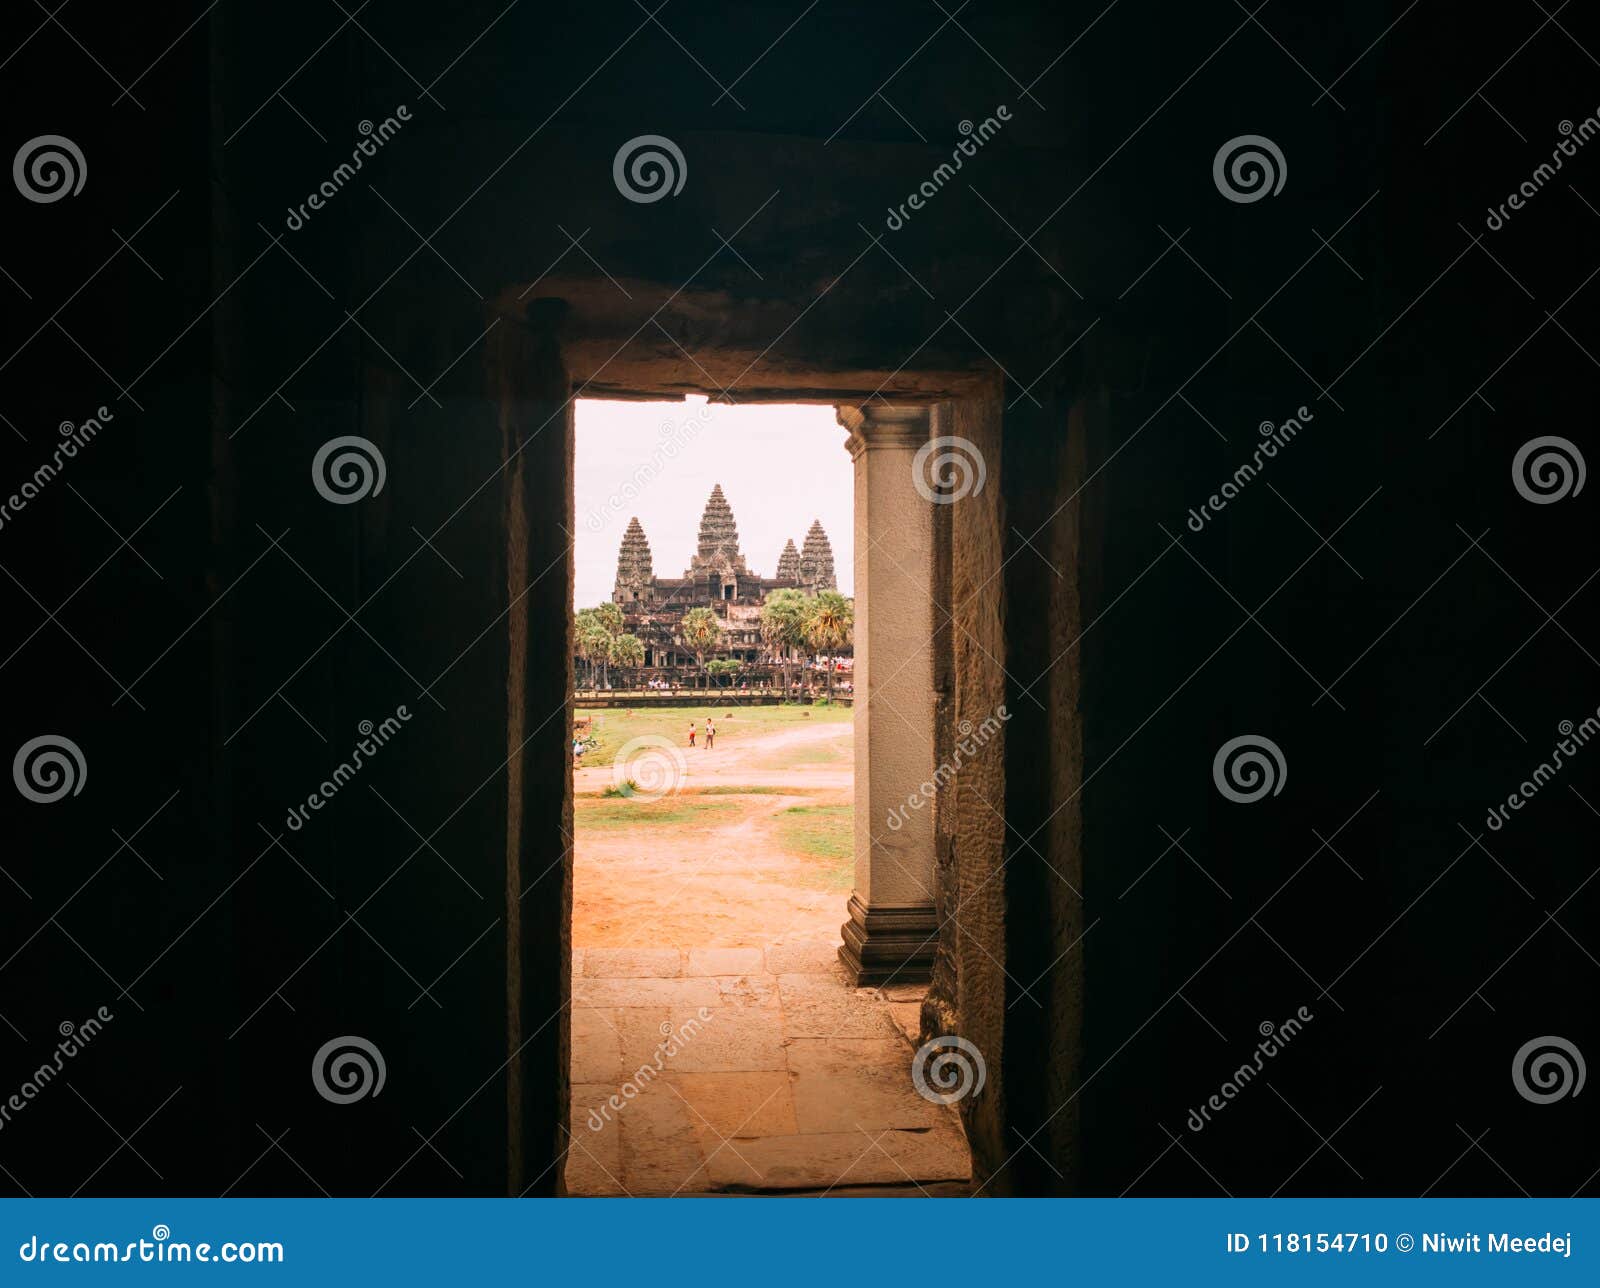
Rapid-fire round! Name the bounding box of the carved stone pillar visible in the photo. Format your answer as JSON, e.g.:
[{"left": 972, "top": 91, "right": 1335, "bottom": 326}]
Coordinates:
[{"left": 836, "top": 405, "right": 938, "bottom": 985}]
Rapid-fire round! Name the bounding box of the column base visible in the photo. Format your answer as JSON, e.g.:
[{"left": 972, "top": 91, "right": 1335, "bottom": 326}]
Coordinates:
[{"left": 838, "top": 894, "right": 936, "bottom": 986}]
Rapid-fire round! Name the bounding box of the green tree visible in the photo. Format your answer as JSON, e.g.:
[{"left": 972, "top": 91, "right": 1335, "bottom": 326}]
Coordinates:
[
  {"left": 803, "top": 591, "right": 853, "bottom": 697},
  {"left": 590, "top": 602, "right": 625, "bottom": 689},
  {"left": 679, "top": 607, "right": 723, "bottom": 690},
  {"left": 574, "top": 609, "right": 611, "bottom": 689},
  {"left": 609, "top": 632, "right": 644, "bottom": 689},
  {"left": 761, "top": 588, "right": 810, "bottom": 694}
]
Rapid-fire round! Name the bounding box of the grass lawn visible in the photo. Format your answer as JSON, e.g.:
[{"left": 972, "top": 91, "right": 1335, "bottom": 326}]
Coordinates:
[
  {"left": 576, "top": 798, "right": 741, "bottom": 829},
  {"left": 774, "top": 803, "right": 854, "bottom": 889},
  {"left": 575, "top": 702, "right": 849, "bottom": 763}
]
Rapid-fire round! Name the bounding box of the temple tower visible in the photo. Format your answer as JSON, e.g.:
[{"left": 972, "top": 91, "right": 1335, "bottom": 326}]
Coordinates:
[
  {"left": 798, "top": 519, "right": 837, "bottom": 591},
  {"left": 612, "top": 516, "right": 654, "bottom": 603},
  {"left": 685, "top": 484, "right": 751, "bottom": 576},
  {"left": 775, "top": 538, "right": 801, "bottom": 582}
]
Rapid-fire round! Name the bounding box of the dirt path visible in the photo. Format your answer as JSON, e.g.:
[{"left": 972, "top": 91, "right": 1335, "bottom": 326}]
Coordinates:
[
  {"left": 573, "top": 720, "right": 853, "bottom": 949},
  {"left": 573, "top": 719, "right": 852, "bottom": 793}
]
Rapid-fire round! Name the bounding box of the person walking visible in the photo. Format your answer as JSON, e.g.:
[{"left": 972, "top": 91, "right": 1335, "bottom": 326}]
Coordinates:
[
  {"left": 704, "top": 718, "right": 715, "bottom": 750},
  {"left": 687, "top": 722, "right": 696, "bottom": 748}
]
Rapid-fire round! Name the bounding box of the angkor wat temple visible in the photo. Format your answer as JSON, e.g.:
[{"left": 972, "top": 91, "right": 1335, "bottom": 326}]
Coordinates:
[{"left": 610, "top": 484, "right": 838, "bottom": 667}]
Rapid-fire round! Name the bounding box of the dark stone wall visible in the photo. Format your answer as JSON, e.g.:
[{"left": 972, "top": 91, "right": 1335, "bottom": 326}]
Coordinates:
[{"left": 4, "top": 0, "right": 1595, "bottom": 1197}]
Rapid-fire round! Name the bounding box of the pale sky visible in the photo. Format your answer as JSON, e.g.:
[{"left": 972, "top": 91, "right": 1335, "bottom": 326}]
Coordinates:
[{"left": 574, "top": 398, "right": 854, "bottom": 609}]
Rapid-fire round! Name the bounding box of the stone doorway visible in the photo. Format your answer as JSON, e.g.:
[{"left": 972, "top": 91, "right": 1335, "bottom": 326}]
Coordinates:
[{"left": 562, "top": 398, "right": 970, "bottom": 1195}]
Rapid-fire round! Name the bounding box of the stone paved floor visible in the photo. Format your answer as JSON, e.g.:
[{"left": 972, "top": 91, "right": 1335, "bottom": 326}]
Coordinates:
[{"left": 565, "top": 943, "right": 972, "bottom": 1195}]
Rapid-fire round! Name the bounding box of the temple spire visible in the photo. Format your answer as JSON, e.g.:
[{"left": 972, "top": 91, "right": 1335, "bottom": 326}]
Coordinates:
[
  {"left": 799, "top": 519, "right": 836, "bottom": 590},
  {"left": 613, "top": 516, "right": 654, "bottom": 601},
  {"left": 776, "top": 538, "right": 801, "bottom": 582}
]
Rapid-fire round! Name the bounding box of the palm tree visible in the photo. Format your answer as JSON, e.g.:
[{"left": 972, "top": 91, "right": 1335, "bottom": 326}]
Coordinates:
[
  {"left": 591, "top": 602, "right": 625, "bottom": 689},
  {"left": 803, "top": 591, "right": 853, "bottom": 697},
  {"left": 679, "top": 607, "right": 723, "bottom": 690},
  {"left": 609, "top": 632, "right": 644, "bottom": 690},
  {"left": 760, "top": 588, "right": 809, "bottom": 695},
  {"left": 574, "top": 611, "right": 611, "bottom": 690}
]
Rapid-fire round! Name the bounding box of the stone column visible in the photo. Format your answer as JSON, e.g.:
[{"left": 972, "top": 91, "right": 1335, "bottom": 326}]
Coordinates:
[{"left": 836, "top": 405, "right": 938, "bottom": 985}]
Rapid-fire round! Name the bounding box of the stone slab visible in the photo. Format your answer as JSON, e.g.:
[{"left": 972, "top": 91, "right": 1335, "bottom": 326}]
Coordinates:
[
  {"left": 776, "top": 972, "right": 903, "bottom": 1039},
  {"left": 581, "top": 947, "right": 684, "bottom": 978},
  {"left": 765, "top": 942, "right": 843, "bottom": 975},
  {"left": 572, "top": 976, "right": 721, "bottom": 1008},
  {"left": 685, "top": 947, "right": 765, "bottom": 976},
  {"left": 571, "top": 1006, "right": 624, "bottom": 1083},
  {"left": 785, "top": 1037, "right": 950, "bottom": 1134},
  {"left": 667, "top": 1071, "right": 798, "bottom": 1139},
  {"left": 619, "top": 1078, "right": 709, "bottom": 1196},
  {"left": 701, "top": 1124, "right": 971, "bottom": 1191},
  {"left": 565, "top": 1085, "right": 626, "bottom": 1196}
]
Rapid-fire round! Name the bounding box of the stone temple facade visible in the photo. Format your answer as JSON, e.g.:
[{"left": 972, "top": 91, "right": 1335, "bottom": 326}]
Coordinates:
[{"left": 611, "top": 485, "right": 838, "bottom": 667}]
